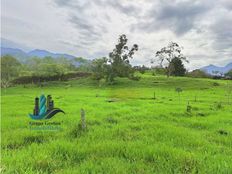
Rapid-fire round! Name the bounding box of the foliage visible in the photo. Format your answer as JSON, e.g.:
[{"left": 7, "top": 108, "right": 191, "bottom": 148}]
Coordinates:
[
  {"left": 107, "top": 34, "right": 138, "bottom": 83},
  {"left": 175, "top": 87, "right": 183, "bottom": 93},
  {"left": 0, "top": 55, "right": 93, "bottom": 87},
  {"left": 73, "top": 57, "right": 89, "bottom": 64},
  {"left": 155, "top": 42, "right": 188, "bottom": 77},
  {"left": 1, "top": 55, "right": 22, "bottom": 88},
  {"left": 152, "top": 66, "right": 166, "bottom": 76},
  {"left": 170, "top": 57, "right": 186, "bottom": 76},
  {"left": 73, "top": 57, "right": 92, "bottom": 72},
  {"left": 225, "top": 70, "right": 232, "bottom": 79},
  {"left": 25, "top": 57, "right": 75, "bottom": 77},
  {"left": 11, "top": 72, "right": 91, "bottom": 85},
  {"left": 128, "top": 75, "right": 141, "bottom": 81},
  {"left": 89, "top": 34, "right": 139, "bottom": 84},
  {"left": 91, "top": 57, "right": 108, "bottom": 80}
]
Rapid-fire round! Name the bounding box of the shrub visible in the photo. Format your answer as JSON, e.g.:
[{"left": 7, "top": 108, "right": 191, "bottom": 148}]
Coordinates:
[
  {"left": 152, "top": 66, "right": 166, "bottom": 75},
  {"left": 129, "top": 75, "right": 141, "bottom": 81},
  {"left": 213, "top": 82, "right": 220, "bottom": 86}
]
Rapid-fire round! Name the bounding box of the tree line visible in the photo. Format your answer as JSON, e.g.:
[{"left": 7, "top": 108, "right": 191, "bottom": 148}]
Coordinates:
[
  {"left": 91, "top": 35, "right": 231, "bottom": 82},
  {"left": 1, "top": 34, "right": 231, "bottom": 88},
  {"left": 0, "top": 55, "right": 91, "bottom": 88}
]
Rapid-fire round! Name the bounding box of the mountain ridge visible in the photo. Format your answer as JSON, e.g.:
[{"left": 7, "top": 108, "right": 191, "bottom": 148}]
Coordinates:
[
  {"left": 1, "top": 47, "right": 76, "bottom": 60},
  {"left": 201, "top": 62, "right": 232, "bottom": 75}
]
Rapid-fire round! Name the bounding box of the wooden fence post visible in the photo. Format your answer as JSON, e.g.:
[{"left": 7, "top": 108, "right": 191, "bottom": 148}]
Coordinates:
[{"left": 81, "top": 108, "right": 86, "bottom": 130}]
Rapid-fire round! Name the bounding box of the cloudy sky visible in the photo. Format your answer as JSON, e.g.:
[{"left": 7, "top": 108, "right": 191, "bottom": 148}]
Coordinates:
[{"left": 2, "top": 0, "right": 232, "bottom": 69}]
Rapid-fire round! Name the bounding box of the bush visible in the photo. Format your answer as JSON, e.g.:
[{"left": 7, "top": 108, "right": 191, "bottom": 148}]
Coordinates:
[
  {"left": 213, "top": 82, "right": 220, "bottom": 86},
  {"left": 152, "top": 66, "right": 166, "bottom": 75},
  {"left": 129, "top": 75, "right": 141, "bottom": 81}
]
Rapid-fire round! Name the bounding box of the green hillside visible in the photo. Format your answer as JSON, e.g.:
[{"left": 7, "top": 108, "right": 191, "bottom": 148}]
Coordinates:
[{"left": 1, "top": 74, "right": 232, "bottom": 173}]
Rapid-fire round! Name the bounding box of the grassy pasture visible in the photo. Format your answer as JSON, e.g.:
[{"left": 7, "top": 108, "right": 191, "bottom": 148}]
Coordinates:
[{"left": 1, "top": 74, "right": 232, "bottom": 173}]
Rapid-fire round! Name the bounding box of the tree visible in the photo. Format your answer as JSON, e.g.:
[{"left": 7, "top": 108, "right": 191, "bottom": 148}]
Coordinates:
[
  {"left": 73, "top": 57, "right": 91, "bottom": 72},
  {"left": 56, "top": 57, "right": 76, "bottom": 72},
  {"left": 40, "top": 63, "right": 66, "bottom": 77},
  {"left": 25, "top": 57, "right": 43, "bottom": 76},
  {"left": 91, "top": 57, "right": 108, "bottom": 81},
  {"left": 155, "top": 42, "right": 188, "bottom": 77},
  {"left": 225, "top": 70, "right": 232, "bottom": 79},
  {"left": 170, "top": 57, "right": 186, "bottom": 76},
  {"left": 27, "top": 56, "right": 73, "bottom": 76},
  {"left": 107, "top": 34, "right": 138, "bottom": 83},
  {"left": 1, "top": 55, "right": 21, "bottom": 88},
  {"left": 24, "top": 57, "right": 72, "bottom": 85}
]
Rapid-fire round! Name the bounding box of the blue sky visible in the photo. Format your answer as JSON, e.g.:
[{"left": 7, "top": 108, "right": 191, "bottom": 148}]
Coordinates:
[{"left": 1, "top": 0, "right": 232, "bottom": 69}]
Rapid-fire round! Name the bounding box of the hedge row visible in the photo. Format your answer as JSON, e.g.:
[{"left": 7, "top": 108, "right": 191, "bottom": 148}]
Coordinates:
[{"left": 11, "top": 72, "right": 91, "bottom": 84}]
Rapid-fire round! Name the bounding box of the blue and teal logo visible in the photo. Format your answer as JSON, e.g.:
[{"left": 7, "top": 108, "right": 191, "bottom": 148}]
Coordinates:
[{"left": 29, "top": 94, "right": 65, "bottom": 120}]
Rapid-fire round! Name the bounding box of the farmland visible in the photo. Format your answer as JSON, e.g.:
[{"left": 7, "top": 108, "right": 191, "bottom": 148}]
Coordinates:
[{"left": 1, "top": 74, "right": 232, "bottom": 174}]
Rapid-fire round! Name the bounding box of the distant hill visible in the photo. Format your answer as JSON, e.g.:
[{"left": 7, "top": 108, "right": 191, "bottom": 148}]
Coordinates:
[
  {"left": 27, "top": 49, "right": 75, "bottom": 59},
  {"left": 201, "top": 62, "right": 232, "bottom": 75},
  {"left": 1, "top": 47, "right": 76, "bottom": 60},
  {"left": 1, "top": 47, "right": 29, "bottom": 61},
  {"left": 1, "top": 47, "right": 76, "bottom": 61},
  {"left": 0, "top": 46, "right": 91, "bottom": 67},
  {"left": 1, "top": 37, "right": 77, "bottom": 60}
]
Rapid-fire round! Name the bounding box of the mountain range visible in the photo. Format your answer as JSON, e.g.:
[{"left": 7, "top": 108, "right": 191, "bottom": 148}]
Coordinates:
[
  {"left": 201, "top": 63, "right": 232, "bottom": 75},
  {"left": 1, "top": 47, "right": 76, "bottom": 61},
  {"left": 0, "top": 38, "right": 87, "bottom": 67}
]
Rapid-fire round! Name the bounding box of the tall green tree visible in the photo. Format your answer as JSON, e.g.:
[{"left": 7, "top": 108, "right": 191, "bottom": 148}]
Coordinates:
[
  {"left": 155, "top": 42, "right": 188, "bottom": 77},
  {"left": 107, "top": 34, "right": 138, "bottom": 83},
  {"left": 1, "top": 55, "right": 21, "bottom": 88},
  {"left": 170, "top": 57, "right": 186, "bottom": 76}
]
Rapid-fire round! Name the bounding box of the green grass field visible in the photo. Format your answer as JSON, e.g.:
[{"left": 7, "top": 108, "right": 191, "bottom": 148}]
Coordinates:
[{"left": 1, "top": 74, "right": 232, "bottom": 174}]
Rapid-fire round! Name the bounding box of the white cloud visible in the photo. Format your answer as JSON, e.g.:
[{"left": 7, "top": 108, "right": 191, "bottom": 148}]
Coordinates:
[{"left": 1, "top": 0, "right": 232, "bottom": 69}]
